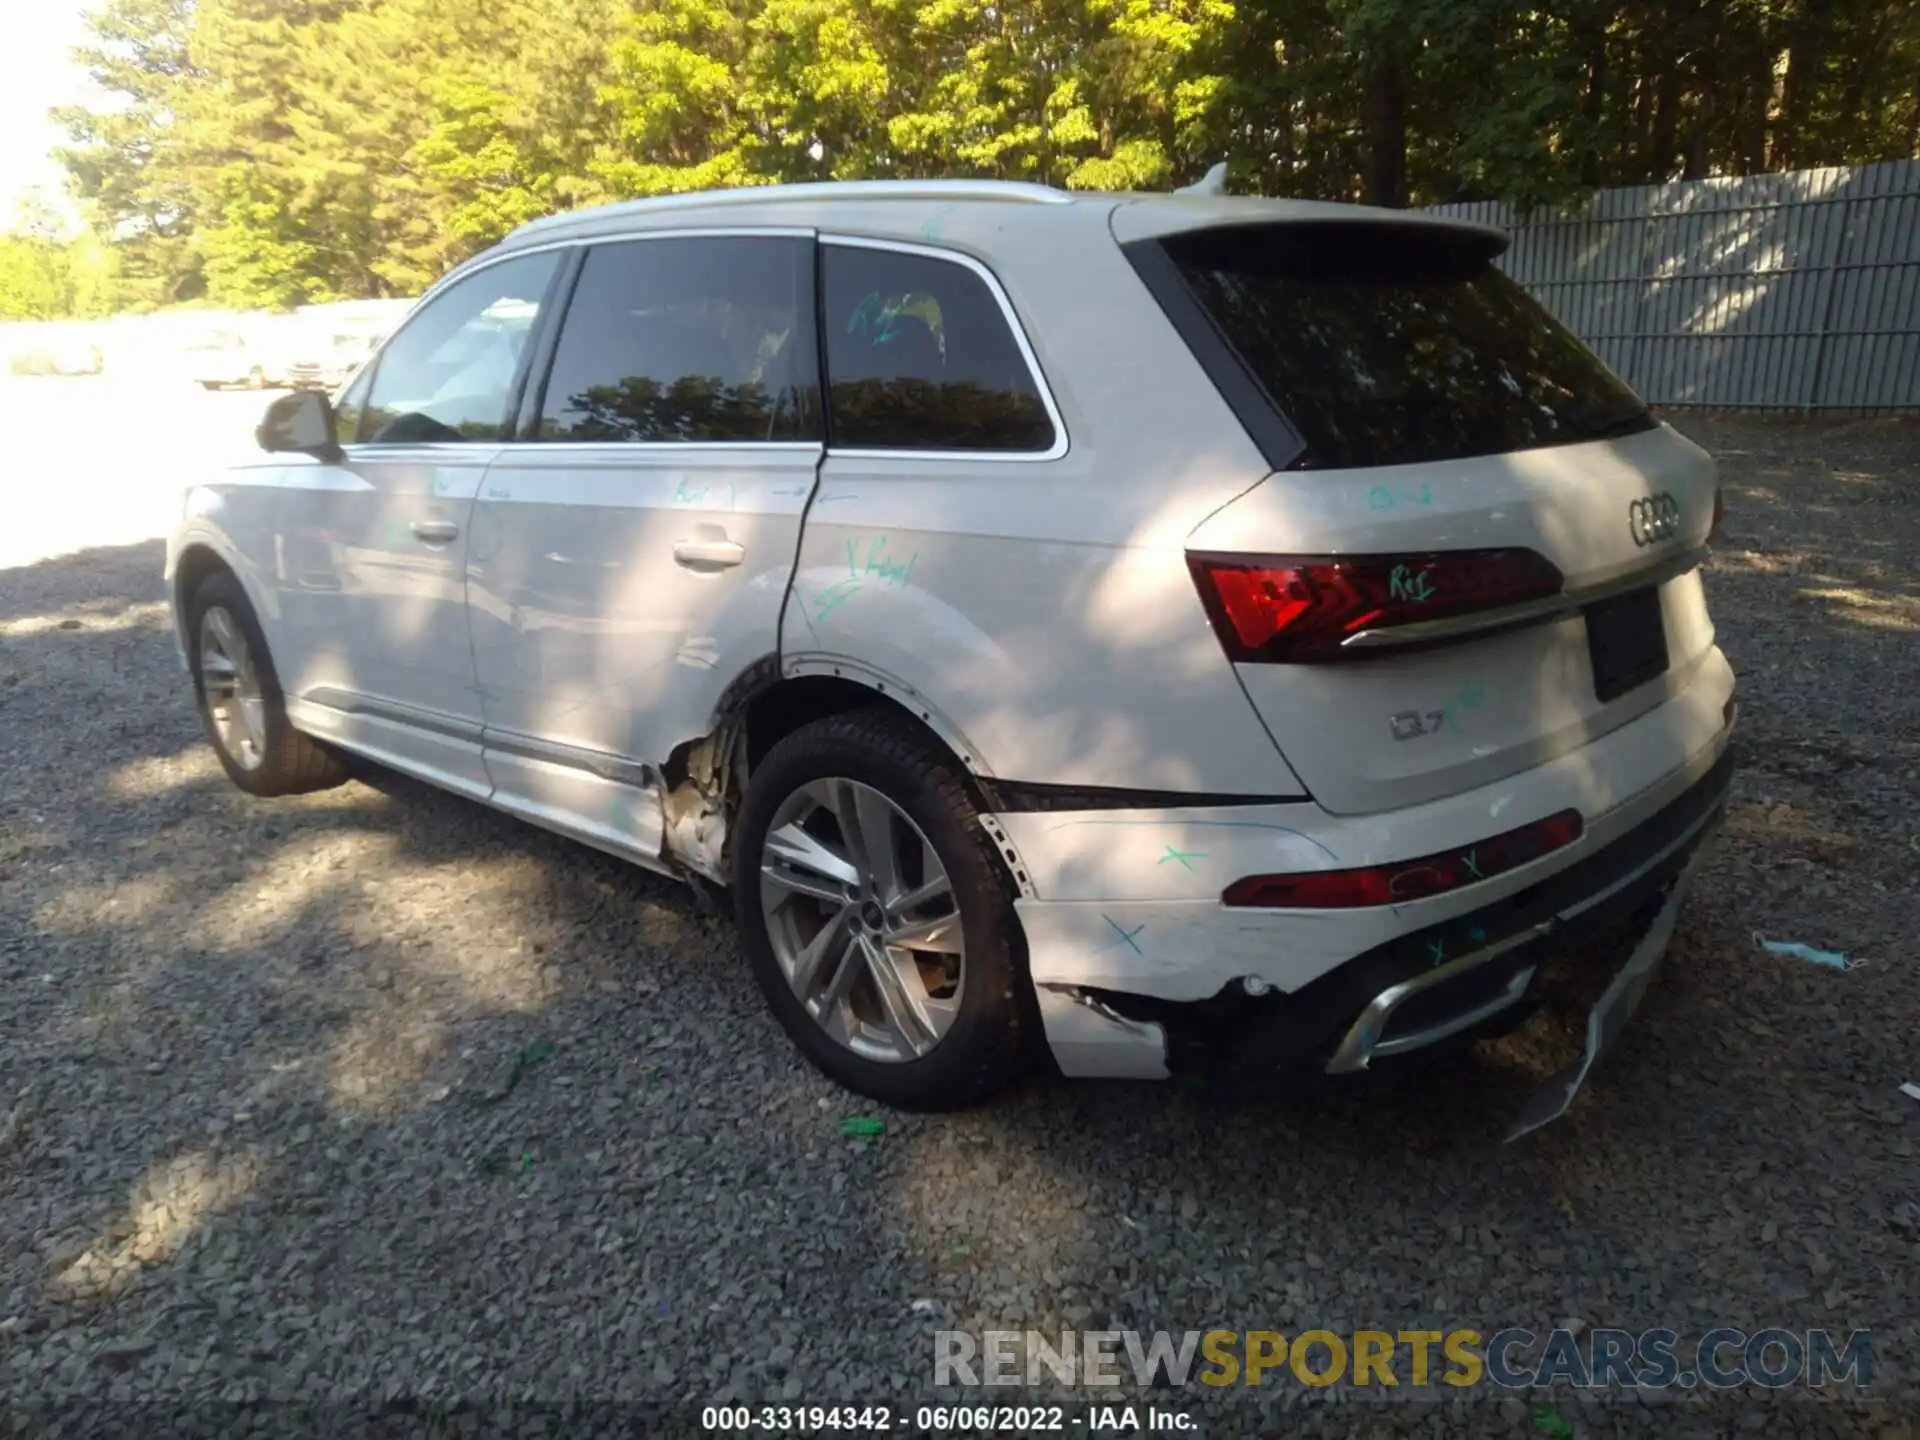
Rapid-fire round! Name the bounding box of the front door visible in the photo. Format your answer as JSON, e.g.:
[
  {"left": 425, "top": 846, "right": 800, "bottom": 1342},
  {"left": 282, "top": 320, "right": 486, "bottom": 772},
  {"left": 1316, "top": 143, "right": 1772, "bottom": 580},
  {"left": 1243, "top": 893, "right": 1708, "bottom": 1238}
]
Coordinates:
[
  {"left": 271, "top": 248, "right": 565, "bottom": 796},
  {"left": 466, "top": 233, "right": 822, "bottom": 861}
]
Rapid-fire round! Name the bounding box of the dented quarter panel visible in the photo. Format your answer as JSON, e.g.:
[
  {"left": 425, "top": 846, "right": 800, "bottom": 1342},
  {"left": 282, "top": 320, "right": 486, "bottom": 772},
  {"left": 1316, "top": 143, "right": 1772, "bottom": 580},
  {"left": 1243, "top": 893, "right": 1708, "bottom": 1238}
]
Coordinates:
[{"left": 781, "top": 221, "right": 1307, "bottom": 796}]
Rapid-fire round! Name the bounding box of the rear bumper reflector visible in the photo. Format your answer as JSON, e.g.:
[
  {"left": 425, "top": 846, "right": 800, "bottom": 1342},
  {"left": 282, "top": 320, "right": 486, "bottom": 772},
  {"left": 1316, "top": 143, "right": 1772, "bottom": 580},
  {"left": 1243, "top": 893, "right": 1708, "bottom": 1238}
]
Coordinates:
[{"left": 1222, "top": 808, "right": 1583, "bottom": 909}]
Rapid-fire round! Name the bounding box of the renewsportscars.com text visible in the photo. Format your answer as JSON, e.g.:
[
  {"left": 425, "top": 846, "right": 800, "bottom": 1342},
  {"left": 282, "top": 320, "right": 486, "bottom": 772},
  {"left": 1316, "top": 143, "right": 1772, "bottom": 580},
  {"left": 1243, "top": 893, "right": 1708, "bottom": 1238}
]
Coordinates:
[{"left": 934, "top": 1327, "right": 1873, "bottom": 1390}]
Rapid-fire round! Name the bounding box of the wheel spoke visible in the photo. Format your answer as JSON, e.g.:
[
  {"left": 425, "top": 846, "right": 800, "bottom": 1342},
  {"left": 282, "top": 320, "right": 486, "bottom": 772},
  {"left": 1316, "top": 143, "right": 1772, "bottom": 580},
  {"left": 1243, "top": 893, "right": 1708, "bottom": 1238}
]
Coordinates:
[
  {"left": 888, "top": 861, "right": 953, "bottom": 919},
  {"left": 811, "top": 926, "right": 871, "bottom": 1037},
  {"left": 763, "top": 820, "right": 859, "bottom": 893},
  {"left": 826, "top": 778, "right": 872, "bottom": 885},
  {"left": 238, "top": 696, "right": 269, "bottom": 756},
  {"left": 787, "top": 905, "right": 855, "bottom": 999},
  {"left": 865, "top": 940, "right": 938, "bottom": 1057},
  {"left": 206, "top": 608, "right": 240, "bottom": 658},
  {"left": 200, "top": 653, "right": 238, "bottom": 686},
  {"left": 850, "top": 785, "right": 902, "bottom": 903},
  {"left": 886, "top": 910, "right": 963, "bottom": 953}
]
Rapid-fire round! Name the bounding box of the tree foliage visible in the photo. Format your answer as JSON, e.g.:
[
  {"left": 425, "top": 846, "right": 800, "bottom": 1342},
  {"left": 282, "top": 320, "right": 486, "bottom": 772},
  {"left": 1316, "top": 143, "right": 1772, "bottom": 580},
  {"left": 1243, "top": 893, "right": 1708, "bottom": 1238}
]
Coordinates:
[{"left": 42, "top": 0, "right": 1920, "bottom": 310}]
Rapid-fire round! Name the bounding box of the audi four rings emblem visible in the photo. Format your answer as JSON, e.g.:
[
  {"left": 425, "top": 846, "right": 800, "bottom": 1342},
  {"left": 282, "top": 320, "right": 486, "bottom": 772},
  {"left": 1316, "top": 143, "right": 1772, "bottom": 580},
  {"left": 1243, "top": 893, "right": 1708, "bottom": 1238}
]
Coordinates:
[{"left": 1628, "top": 492, "right": 1681, "bottom": 547}]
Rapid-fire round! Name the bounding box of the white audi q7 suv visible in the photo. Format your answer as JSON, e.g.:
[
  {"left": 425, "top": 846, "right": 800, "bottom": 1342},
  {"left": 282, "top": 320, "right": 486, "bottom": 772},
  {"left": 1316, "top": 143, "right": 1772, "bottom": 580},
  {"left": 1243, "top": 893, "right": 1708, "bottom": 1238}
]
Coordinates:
[{"left": 167, "top": 180, "right": 1734, "bottom": 1136}]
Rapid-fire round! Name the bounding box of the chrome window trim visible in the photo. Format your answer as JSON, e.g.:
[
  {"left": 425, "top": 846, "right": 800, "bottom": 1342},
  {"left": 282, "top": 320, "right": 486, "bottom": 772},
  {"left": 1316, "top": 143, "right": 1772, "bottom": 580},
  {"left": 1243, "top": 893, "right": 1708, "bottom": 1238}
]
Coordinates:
[
  {"left": 488, "top": 441, "right": 826, "bottom": 460},
  {"left": 525, "top": 226, "right": 822, "bottom": 450},
  {"left": 818, "top": 233, "right": 1071, "bottom": 464},
  {"left": 365, "top": 227, "right": 822, "bottom": 455},
  {"left": 426, "top": 226, "right": 814, "bottom": 303}
]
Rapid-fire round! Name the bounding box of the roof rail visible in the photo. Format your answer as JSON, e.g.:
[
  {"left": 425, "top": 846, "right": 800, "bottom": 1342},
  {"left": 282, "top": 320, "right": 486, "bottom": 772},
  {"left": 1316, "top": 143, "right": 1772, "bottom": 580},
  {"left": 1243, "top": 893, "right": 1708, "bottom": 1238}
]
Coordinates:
[{"left": 506, "top": 179, "right": 1074, "bottom": 242}]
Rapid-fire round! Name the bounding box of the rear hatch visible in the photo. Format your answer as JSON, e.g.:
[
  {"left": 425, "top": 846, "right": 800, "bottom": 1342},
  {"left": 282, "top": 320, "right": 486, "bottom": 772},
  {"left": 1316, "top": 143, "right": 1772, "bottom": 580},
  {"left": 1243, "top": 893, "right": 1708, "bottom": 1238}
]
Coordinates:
[{"left": 1132, "top": 218, "right": 1720, "bottom": 816}]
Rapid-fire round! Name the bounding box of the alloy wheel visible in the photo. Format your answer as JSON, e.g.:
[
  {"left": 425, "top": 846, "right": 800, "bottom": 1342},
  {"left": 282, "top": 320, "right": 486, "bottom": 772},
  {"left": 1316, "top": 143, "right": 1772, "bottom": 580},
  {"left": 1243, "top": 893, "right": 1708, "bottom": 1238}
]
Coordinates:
[
  {"left": 758, "top": 777, "right": 965, "bottom": 1063},
  {"left": 198, "top": 606, "right": 268, "bottom": 771}
]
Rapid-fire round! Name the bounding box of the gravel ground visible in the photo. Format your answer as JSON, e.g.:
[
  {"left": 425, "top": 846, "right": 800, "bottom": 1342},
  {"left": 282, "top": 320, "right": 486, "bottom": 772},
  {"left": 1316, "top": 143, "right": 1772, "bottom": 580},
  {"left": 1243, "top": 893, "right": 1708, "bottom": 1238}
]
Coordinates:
[{"left": 1, "top": 400, "right": 1916, "bottom": 1438}]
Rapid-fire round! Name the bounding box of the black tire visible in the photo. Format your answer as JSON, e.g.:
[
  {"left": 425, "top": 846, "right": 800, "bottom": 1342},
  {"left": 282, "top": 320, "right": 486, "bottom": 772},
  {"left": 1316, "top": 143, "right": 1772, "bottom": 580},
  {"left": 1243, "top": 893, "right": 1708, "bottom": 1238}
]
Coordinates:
[
  {"left": 732, "top": 708, "right": 1033, "bottom": 1110},
  {"left": 185, "top": 570, "right": 350, "bottom": 797}
]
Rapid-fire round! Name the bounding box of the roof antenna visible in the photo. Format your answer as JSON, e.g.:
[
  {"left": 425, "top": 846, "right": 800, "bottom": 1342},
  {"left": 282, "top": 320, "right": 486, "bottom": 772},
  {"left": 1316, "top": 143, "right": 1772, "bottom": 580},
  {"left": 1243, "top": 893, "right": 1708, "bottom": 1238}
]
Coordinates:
[{"left": 1176, "top": 162, "right": 1228, "bottom": 196}]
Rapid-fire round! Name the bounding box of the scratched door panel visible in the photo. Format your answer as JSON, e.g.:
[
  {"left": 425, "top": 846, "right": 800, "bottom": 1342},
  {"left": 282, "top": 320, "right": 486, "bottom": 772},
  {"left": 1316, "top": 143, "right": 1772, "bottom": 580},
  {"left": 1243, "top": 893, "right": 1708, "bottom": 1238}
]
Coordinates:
[
  {"left": 467, "top": 445, "right": 818, "bottom": 768},
  {"left": 466, "top": 231, "right": 824, "bottom": 827}
]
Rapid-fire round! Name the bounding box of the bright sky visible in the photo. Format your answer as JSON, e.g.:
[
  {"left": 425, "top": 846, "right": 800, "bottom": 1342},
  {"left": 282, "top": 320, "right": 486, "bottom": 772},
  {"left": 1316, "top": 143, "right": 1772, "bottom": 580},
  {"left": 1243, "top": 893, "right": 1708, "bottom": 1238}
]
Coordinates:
[{"left": 1, "top": 0, "right": 98, "bottom": 229}]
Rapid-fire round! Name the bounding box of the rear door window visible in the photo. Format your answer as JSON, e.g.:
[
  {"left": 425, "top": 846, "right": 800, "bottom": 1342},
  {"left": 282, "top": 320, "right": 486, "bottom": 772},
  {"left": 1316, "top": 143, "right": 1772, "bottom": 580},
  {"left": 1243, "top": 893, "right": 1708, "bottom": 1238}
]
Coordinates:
[
  {"left": 821, "top": 243, "right": 1057, "bottom": 453},
  {"left": 1147, "top": 224, "right": 1653, "bottom": 470},
  {"left": 533, "top": 235, "right": 819, "bottom": 443}
]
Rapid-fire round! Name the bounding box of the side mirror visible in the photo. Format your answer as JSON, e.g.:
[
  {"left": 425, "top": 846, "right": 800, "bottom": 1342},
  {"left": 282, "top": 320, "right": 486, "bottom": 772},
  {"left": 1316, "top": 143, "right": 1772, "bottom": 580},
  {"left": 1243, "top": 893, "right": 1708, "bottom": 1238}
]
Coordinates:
[{"left": 256, "top": 389, "right": 343, "bottom": 461}]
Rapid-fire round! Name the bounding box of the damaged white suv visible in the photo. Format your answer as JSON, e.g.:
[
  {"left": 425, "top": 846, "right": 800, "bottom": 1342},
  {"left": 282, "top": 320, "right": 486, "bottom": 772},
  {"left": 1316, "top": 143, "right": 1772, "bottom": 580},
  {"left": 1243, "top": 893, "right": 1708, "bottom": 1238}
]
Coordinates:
[{"left": 168, "top": 179, "right": 1733, "bottom": 1136}]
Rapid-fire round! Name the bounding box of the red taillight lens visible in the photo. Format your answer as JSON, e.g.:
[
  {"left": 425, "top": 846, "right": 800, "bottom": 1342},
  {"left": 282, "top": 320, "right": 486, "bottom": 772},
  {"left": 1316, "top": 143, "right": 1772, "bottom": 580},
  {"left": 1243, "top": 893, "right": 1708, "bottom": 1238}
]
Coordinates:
[
  {"left": 1222, "top": 809, "right": 1583, "bottom": 909},
  {"left": 1188, "top": 549, "right": 1563, "bottom": 663}
]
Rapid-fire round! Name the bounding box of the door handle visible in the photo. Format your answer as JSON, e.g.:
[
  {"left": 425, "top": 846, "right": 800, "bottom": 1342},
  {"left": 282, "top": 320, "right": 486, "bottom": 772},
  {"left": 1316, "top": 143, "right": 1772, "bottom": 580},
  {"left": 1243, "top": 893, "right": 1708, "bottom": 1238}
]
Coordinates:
[
  {"left": 673, "top": 538, "right": 745, "bottom": 569},
  {"left": 411, "top": 520, "right": 459, "bottom": 545}
]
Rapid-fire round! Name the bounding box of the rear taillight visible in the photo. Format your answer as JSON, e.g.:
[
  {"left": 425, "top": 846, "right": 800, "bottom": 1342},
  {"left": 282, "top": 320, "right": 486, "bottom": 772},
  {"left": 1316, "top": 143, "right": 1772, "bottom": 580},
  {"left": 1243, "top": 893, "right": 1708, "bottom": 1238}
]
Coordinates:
[
  {"left": 1222, "top": 809, "right": 1583, "bottom": 909},
  {"left": 1188, "top": 549, "right": 1563, "bottom": 663}
]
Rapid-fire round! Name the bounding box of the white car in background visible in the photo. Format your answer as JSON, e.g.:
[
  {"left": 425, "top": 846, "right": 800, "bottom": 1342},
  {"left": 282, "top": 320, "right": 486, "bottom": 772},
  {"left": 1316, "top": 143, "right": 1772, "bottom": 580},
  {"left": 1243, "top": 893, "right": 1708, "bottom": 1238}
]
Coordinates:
[
  {"left": 186, "top": 327, "right": 288, "bottom": 390},
  {"left": 164, "top": 180, "right": 1734, "bottom": 1137}
]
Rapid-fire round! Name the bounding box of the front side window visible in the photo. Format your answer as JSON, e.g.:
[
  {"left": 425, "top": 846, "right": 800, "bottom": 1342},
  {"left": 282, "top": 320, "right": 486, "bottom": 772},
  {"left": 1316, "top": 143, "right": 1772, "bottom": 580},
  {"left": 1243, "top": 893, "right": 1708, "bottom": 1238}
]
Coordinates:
[
  {"left": 821, "top": 244, "right": 1056, "bottom": 453},
  {"left": 356, "top": 250, "right": 561, "bottom": 444},
  {"left": 1155, "top": 223, "right": 1653, "bottom": 470},
  {"left": 535, "top": 236, "right": 818, "bottom": 443}
]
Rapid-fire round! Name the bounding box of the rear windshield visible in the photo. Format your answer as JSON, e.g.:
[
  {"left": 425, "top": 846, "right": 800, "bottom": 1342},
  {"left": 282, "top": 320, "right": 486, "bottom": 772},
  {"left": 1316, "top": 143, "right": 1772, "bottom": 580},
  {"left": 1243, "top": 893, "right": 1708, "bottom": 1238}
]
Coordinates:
[{"left": 1157, "top": 224, "right": 1653, "bottom": 470}]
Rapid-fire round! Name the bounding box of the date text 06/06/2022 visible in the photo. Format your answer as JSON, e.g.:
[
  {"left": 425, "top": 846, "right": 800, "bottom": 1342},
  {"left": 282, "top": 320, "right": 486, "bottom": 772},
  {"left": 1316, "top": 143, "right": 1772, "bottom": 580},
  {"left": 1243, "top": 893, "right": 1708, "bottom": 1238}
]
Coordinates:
[{"left": 700, "top": 1404, "right": 1196, "bottom": 1432}]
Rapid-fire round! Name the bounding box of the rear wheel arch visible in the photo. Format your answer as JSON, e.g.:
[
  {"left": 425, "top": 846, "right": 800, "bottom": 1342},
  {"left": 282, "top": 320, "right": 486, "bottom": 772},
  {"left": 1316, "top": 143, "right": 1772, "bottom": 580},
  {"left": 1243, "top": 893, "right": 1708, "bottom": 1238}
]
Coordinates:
[
  {"left": 735, "top": 662, "right": 992, "bottom": 779},
  {"left": 670, "top": 664, "right": 1034, "bottom": 900}
]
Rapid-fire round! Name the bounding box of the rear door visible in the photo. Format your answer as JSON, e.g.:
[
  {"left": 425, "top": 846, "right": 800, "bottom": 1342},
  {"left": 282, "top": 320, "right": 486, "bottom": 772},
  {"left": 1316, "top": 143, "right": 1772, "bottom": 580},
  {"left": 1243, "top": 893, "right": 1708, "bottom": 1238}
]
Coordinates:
[
  {"left": 466, "top": 230, "right": 821, "bottom": 856},
  {"left": 1135, "top": 219, "right": 1721, "bottom": 816}
]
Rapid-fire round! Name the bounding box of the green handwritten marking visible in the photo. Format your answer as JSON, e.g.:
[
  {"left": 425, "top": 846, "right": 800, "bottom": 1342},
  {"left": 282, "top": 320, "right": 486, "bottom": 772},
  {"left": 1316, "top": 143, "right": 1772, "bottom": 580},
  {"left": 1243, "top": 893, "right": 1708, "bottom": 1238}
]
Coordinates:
[
  {"left": 1388, "top": 564, "right": 1436, "bottom": 603},
  {"left": 846, "top": 291, "right": 878, "bottom": 336},
  {"left": 842, "top": 535, "right": 918, "bottom": 588},
  {"left": 1428, "top": 938, "right": 1447, "bottom": 966},
  {"left": 1467, "top": 924, "right": 1487, "bottom": 944},
  {"left": 1102, "top": 915, "right": 1146, "bottom": 955},
  {"left": 1462, "top": 849, "right": 1483, "bottom": 880},
  {"left": 1443, "top": 678, "right": 1488, "bottom": 734},
  {"left": 1157, "top": 845, "right": 1208, "bottom": 871},
  {"left": 1366, "top": 482, "right": 1434, "bottom": 513},
  {"left": 674, "top": 480, "right": 708, "bottom": 504},
  {"left": 863, "top": 538, "right": 916, "bottom": 587},
  {"left": 813, "top": 578, "right": 861, "bottom": 623}
]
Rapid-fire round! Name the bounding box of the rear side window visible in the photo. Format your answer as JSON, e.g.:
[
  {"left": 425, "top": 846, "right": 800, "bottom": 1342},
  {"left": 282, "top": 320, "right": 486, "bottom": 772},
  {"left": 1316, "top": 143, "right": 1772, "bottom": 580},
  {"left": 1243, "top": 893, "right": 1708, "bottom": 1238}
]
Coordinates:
[
  {"left": 536, "top": 236, "right": 818, "bottom": 443},
  {"left": 822, "top": 244, "right": 1056, "bottom": 453},
  {"left": 1149, "top": 224, "right": 1653, "bottom": 470}
]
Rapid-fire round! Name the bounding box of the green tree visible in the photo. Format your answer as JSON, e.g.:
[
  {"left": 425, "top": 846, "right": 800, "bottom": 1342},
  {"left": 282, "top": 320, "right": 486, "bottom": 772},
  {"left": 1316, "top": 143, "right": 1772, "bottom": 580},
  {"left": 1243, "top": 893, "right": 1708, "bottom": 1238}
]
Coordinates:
[
  {"left": 53, "top": 0, "right": 202, "bottom": 306},
  {"left": 47, "top": 0, "right": 1920, "bottom": 306}
]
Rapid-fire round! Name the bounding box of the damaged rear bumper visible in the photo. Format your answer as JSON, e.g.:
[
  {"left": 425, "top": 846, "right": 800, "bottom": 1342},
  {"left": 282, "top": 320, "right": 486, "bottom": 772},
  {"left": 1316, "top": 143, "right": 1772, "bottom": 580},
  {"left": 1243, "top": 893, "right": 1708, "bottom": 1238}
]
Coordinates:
[{"left": 1017, "top": 742, "right": 1733, "bottom": 1106}]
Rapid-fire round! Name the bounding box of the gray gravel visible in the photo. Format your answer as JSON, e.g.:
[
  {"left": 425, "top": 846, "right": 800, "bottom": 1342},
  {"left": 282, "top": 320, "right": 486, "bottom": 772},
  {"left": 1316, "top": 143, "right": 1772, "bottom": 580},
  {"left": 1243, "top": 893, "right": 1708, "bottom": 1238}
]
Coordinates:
[{"left": 1, "top": 412, "right": 1916, "bottom": 1437}]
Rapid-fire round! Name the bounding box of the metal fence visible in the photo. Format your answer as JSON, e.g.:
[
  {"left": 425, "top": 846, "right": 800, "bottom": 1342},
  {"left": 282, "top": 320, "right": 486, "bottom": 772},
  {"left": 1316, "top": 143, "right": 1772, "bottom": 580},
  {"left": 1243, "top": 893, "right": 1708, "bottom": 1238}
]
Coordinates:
[{"left": 1428, "top": 159, "right": 1920, "bottom": 411}]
